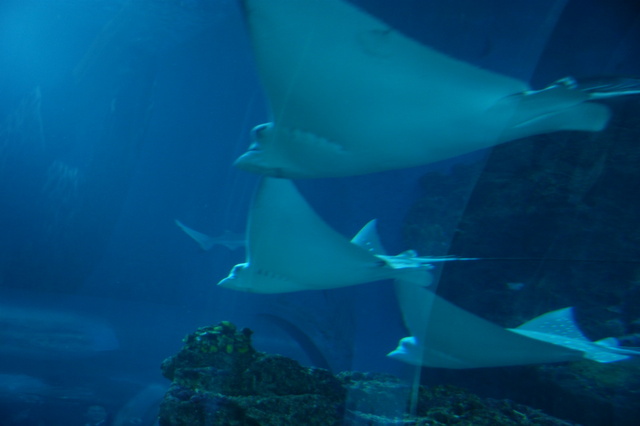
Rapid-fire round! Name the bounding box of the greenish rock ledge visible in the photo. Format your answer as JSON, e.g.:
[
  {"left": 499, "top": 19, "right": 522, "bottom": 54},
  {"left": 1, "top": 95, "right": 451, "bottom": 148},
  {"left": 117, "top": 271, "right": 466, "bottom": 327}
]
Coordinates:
[{"left": 158, "top": 322, "right": 575, "bottom": 425}]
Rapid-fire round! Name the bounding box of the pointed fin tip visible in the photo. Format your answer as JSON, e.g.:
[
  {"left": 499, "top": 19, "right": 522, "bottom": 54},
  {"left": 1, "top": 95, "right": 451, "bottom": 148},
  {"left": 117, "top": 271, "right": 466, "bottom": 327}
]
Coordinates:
[
  {"left": 350, "top": 219, "right": 386, "bottom": 255},
  {"left": 515, "top": 307, "right": 590, "bottom": 341}
]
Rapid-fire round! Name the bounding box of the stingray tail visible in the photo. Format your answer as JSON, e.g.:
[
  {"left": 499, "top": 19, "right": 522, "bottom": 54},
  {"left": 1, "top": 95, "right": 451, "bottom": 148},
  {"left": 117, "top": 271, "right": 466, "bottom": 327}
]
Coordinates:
[
  {"left": 549, "top": 76, "right": 640, "bottom": 100},
  {"left": 381, "top": 250, "right": 434, "bottom": 287}
]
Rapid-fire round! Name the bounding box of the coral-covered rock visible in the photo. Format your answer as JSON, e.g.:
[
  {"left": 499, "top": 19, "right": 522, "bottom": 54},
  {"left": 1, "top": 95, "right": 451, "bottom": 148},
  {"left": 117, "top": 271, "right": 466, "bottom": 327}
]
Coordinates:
[
  {"left": 159, "top": 322, "right": 579, "bottom": 425},
  {"left": 159, "top": 322, "right": 345, "bottom": 425},
  {"left": 161, "top": 321, "right": 256, "bottom": 396}
]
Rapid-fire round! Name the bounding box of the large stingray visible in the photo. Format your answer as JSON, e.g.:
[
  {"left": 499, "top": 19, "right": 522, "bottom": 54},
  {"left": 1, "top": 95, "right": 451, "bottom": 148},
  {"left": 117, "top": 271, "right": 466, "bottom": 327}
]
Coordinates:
[
  {"left": 218, "top": 178, "right": 437, "bottom": 293},
  {"left": 388, "top": 282, "right": 640, "bottom": 368},
  {"left": 233, "top": 0, "right": 634, "bottom": 178}
]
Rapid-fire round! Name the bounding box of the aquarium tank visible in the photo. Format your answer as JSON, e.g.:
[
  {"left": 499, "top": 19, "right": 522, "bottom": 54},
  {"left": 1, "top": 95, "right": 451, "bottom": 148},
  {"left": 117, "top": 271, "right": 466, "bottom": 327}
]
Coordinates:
[{"left": 1, "top": 0, "right": 639, "bottom": 425}]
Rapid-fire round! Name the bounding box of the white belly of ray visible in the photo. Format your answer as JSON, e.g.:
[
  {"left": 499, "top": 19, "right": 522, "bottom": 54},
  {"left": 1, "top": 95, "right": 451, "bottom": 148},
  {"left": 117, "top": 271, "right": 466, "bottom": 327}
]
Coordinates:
[
  {"left": 235, "top": 0, "right": 611, "bottom": 178},
  {"left": 218, "top": 178, "right": 431, "bottom": 293}
]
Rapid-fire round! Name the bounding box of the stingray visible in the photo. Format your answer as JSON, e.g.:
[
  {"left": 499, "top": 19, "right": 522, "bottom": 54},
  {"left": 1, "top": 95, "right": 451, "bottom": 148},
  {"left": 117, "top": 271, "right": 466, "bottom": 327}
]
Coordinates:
[
  {"left": 175, "top": 219, "right": 245, "bottom": 251},
  {"left": 388, "top": 282, "right": 640, "bottom": 368},
  {"left": 234, "top": 0, "right": 639, "bottom": 178},
  {"left": 218, "top": 178, "right": 437, "bottom": 293}
]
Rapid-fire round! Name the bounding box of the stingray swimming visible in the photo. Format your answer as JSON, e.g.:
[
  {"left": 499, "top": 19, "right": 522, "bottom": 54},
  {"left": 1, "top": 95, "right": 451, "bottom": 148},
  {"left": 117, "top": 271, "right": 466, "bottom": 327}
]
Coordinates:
[
  {"left": 234, "top": 0, "right": 640, "bottom": 178},
  {"left": 389, "top": 282, "right": 640, "bottom": 369},
  {"left": 218, "top": 178, "right": 443, "bottom": 293},
  {"left": 344, "top": 224, "right": 640, "bottom": 369}
]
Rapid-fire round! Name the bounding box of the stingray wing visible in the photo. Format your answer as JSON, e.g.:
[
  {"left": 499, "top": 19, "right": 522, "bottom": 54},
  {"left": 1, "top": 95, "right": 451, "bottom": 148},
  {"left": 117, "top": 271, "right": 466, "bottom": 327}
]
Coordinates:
[
  {"left": 237, "top": 0, "right": 614, "bottom": 178},
  {"left": 241, "top": 178, "right": 395, "bottom": 292},
  {"left": 390, "top": 282, "right": 583, "bottom": 368},
  {"left": 240, "top": 0, "right": 528, "bottom": 150}
]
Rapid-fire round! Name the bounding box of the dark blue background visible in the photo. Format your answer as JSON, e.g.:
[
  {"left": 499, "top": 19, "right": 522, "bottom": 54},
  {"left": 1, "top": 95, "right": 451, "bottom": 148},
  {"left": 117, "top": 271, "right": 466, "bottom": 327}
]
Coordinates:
[{"left": 0, "top": 0, "right": 638, "bottom": 424}]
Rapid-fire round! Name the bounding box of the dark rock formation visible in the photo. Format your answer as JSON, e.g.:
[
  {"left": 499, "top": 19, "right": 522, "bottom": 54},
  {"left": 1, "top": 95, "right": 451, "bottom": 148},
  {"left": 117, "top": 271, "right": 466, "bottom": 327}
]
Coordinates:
[{"left": 159, "top": 322, "right": 577, "bottom": 425}]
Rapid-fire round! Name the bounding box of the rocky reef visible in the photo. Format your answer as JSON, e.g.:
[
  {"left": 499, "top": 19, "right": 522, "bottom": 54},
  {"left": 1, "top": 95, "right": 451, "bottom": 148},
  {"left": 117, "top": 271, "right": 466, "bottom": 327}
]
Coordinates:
[{"left": 159, "top": 321, "right": 576, "bottom": 425}]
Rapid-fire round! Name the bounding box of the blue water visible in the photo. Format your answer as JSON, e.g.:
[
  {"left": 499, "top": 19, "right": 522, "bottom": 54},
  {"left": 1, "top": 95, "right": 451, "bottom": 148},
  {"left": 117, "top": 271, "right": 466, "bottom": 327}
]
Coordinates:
[{"left": 1, "top": 0, "right": 639, "bottom": 425}]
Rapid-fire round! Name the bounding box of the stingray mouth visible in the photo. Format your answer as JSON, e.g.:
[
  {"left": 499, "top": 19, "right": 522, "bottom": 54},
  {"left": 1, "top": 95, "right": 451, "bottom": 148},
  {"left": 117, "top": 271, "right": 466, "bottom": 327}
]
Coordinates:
[
  {"left": 387, "top": 337, "right": 420, "bottom": 363},
  {"left": 234, "top": 151, "right": 264, "bottom": 170},
  {"left": 246, "top": 140, "right": 262, "bottom": 152},
  {"left": 217, "top": 276, "right": 236, "bottom": 288},
  {"left": 218, "top": 264, "right": 251, "bottom": 290},
  {"left": 234, "top": 152, "right": 286, "bottom": 178},
  {"left": 250, "top": 123, "right": 273, "bottom": 143}
]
